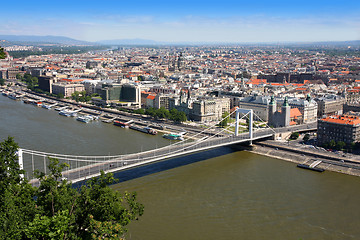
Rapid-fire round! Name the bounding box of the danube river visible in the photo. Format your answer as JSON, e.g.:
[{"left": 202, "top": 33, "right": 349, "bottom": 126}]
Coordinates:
[{"left": 1, "top": 96, "right": 360, "bottom": 239}]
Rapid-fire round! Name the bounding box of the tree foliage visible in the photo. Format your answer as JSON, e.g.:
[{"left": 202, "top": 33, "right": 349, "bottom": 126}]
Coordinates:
[
  {"left": 71, "top": 91, "right": 92, "bottom": 102},
  {"left": 289, "top": 132, "right": 300, "bottom": 140},
  {"left": 219, "top": 111, "right": 230, "bottom": 127},
  {"left": 0, "top": 137, "right": 144, "bottom": 239},
  {"left": 144, "top": 107, "right": 187, "bottom": 122},
  {"left": 17, "top": 73, "right": 38, "bottom": 89},
  {"left": 303, "top": 133, "right": 310, "bottom": 142},
  {"left": 0, "top": 46, "right": 6, "bottom": 59}
]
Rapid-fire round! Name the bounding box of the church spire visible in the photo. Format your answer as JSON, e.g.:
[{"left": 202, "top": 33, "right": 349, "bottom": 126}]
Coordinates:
[{"left": 283, "top": 96, "right": 289, "bottom": 107}]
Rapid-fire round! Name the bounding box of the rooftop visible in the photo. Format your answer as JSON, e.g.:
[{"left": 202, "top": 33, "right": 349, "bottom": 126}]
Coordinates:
[{"left": 320, "top": 115, "right": 360, "bottom": 125}]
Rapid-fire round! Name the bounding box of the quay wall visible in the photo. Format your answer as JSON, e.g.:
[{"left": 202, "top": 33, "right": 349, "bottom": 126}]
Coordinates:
[{"left": 248, "top": 141, "right": 360, "bottom": 177}]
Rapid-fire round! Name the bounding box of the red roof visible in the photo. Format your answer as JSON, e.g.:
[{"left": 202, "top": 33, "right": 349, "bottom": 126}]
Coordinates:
[
  {"left": 320, "top": 115, "right": 360, "bottom": 125},
  {"left": 146, "top": 95, "right": 156, "bottom": 100},
  {"left": 290, "top": 121, "right": 297, "bottom": 126},
  {"left": 290, "top": 108, "right": 302, "bottom": 118}
]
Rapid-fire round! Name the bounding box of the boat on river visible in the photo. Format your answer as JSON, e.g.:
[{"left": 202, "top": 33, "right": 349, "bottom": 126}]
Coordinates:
[
  {"left": 76, "top": 115, "right": 93, "bottom": 123},
  {"left": 297, "top": 164, "right": 325, "bottom": 172},
  {"left": 129, "top": 125, "right": 157, "bottom": 135},
  {"left": 163, "top": 131, "right": 186, "bottom": 140}
]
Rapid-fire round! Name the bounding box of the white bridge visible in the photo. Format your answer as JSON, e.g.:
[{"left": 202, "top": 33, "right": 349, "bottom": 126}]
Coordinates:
[{"left": 17, "top": 108, "right": 317, "bottom": 185}]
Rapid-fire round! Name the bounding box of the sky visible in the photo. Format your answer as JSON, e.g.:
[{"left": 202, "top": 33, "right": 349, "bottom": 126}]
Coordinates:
[{"left": 1, "top": 0, "right": 359, "bottom": 43}]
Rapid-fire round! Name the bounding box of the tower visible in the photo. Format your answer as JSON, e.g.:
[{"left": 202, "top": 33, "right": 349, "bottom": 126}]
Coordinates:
[
  {"left": 281, "top": 96, "right": 291, "bottom": 127},
  {"left": 268, "top": 95, "right": 276, "bottom": 126}
]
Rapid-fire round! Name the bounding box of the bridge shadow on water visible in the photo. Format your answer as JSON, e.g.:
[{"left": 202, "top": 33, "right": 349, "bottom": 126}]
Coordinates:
[{"left": 73, "top": 146, "right": 243, "bottom": 188}]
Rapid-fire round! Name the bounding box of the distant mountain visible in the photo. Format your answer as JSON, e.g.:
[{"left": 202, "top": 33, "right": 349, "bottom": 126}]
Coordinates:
[
  {"left": 277, "top": 40, "right": 360, "bottom": 47},
  {"left": 0, "top": 35, "right": 94, "bottom": 45},
  {"left": 96, "top": 38, "right": 159, "bottom": 45},
  {"left": 0, "top": 34, "right": 358, "bottom": 47}
]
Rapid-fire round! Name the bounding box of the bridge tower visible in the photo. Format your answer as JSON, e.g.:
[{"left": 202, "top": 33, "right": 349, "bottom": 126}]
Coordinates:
[
  {"left": 16, "top": 148, "right": 24, "bottom": 179},
  {"left": 234, "top": 108, "right": 253, "bottom": 145}
]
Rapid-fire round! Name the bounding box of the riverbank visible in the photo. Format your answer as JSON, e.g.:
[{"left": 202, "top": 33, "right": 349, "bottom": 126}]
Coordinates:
[{"left": 247, "top": 140, "right": 360, "bottom": 177}]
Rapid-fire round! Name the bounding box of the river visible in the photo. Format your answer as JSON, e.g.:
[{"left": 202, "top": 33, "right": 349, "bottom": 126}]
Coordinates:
[{"left": 1, "top": 95, "right": 360, "bottom": 239}]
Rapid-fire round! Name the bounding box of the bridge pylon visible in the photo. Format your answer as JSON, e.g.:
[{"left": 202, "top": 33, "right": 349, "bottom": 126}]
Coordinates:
[{"left": 235, "top": 108, "right": 253, "bottom": 145}]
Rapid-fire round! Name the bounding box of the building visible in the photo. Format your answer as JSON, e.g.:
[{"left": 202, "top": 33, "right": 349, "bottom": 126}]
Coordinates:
[
  {"left": 52, "top": 82, "right": 85, "bottom": 97},
  {"left": 86, "top": 61, "right": 100, "bottom": 69},
  {"left": 239, "top": 95, "right": 270, "bottom": 121},
  {"left": 287, "top": 95, "right": 317, "bottom": 123},
  {"left": 268, "top": 96, "right": 291, "bottom": 127},
  {"left": 315, "top": 95, "right": 345, "bottom": 118},
  {"left": 83, "top": 80, "right": 101, "bottom": 95},
  {"left": 238, "top": 95, "right": 316, "bottom": 123},
  {"left": 6, "top": 68, "right": 21, "bottom": 80},
  {"left": 169, "top": 90, "right": 230, "bottom": 122},
  {"left": 154, "top": 94, "right": 172, "bottom": 109},
  {"left": 38, "top": 76, "right": 56, "bottom": 93},
  {"left": 98, "top": 83, "right": 141, "bottom": 106},
  {"left": 146, "top": 94, "right": 156, "bottom": 108},
  {"left": 317, "top": 114, "right": 360, "bottom": 145},
  {"left": 190, "top": 98, "right": 230, "bottom": 122}
]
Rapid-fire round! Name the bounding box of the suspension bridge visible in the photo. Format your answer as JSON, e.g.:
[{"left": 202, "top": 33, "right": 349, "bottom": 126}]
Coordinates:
[{"left": 17, "top": 108, "right": 317, "bottom": 186}]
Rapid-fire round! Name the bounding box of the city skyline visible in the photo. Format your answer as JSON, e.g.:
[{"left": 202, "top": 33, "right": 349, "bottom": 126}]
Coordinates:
[{"left": 1, "top": 0, "right": 359, "bottom": 43}]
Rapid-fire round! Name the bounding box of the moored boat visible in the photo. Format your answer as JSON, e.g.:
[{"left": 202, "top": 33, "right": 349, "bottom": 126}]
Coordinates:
[
  {"left": 129, "top": 125, "right": 157, "bottom": 135},
  {"left": 113, "top": 120, "right": 129, "bottom": 128},
  {"left": 76, "top": 115, "right": 92, "bottom": 123},
  {"left": 297, "top": 164, "right": 325, "bottom": 172}
]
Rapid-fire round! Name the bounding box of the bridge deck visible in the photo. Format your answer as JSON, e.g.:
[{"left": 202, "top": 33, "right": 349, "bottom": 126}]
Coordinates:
[{"left": 27, "top": 123, "right": 317, "bottom": 186}]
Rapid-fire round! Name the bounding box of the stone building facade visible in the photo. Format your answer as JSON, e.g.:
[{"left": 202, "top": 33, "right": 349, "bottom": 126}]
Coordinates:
[{"left": 317, "top": 114, "right": 360, "bottom": 145}]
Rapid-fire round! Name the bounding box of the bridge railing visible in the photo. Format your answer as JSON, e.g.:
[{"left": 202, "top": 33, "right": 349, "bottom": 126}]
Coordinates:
[{"left": 23, "top": 120, "right": 315, "bottom": 183}]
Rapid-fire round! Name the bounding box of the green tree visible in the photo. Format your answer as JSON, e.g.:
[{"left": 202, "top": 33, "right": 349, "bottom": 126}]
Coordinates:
[
  {"left": 71, "top": 91, "right": 80, "bottom": 102},
  {"left": 145, "top": 107, "right": 156, "bottom": 117},
  {"left": 290, "top": 132, "right": 300, "bottom": 140},
  {"left": 155, "top": 107, "right": 170, "bottom": 119},
  {"left": 303, "top": 133, "right": 310, "bottom": 142},
  {"left": 336, "top": 141, "right": 346, "bottom": 151},
  {"left": 134, "top": 108, "right": 145, "bottom": 115},
  {"left": 219, "top": 111, "right": 230, "bottom": 127},
  {"left": 169, "top": 108, "right": 187, "bottom": 123},
  {"left": 329, "top": 139, "right": 336, "bottom": 149},
  {"left": 0, "top": 137, "right": 36, "bottom": 239},
  {"left": 0, "top": 78, "right": 5, "bottom": 86},
  {"left": 0, "top": 138, "right": 144, "bottom": 239},
  {"left": 0, "top": 46, "right": 6, "bottom": 59},
  {"left": 16, "top": 73, "right": 23, "bottom": 80},
  {"left": 57, "top": 93, "right": 64, "bottom": 99}
]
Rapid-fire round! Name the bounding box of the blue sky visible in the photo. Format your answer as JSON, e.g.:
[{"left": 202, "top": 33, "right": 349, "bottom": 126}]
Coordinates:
[{"left": 1, "top": 0, "right": 359, "bottom": 43}]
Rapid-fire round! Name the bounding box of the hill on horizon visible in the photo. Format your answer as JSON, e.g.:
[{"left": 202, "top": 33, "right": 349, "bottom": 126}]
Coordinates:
[
  {"left": 0, "top": 34, "right": 359, "bottom": 47},
  {"left": 0, "top": 35, "right": 93, "bottom": 46}
]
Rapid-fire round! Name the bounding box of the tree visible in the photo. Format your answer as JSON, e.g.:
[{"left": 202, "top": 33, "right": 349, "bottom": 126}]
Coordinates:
[
  {"left": 0, "top": 137, "right": 36, "bottom": 239},
  {"left": 290, "top": 132, "right": 300, "bottom": 140},
  {"left": 155, "top": 107, "right": 170, "bottom": 119},
  {"left": 0, "top": 78, "right": 5, "bottom": 86},
  {"left": 0, "top": 46, "right": 6, "bottom": 59},
  {"left": 329, "top": 139, "right": 336, "bottom": 149},
  {"left": 219, "top": 112, "right": 230, "bottom": 127},
  {"left": 57, "top": 93, "right": 64, "bottom": 99},
  {"left": 169, "top": 108, "right": 187, "bottom": 123},
  {"left": 303, "top": 133, "right": 310, "bottom": 142},
  {"left": 0, "top": 138, "right": 144, "bottom": 239},
  {"left": 134, "top": 108, "right": 145, "bottom": 115},
  {"left": 16, "top": 73, "right": 23, "bottom": 80},
  {"left": 145, "top": 107, "right": 156, "bottom": 117},
  {"left": 336, "top": 141, "right": 346, "bottom": 151}
]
